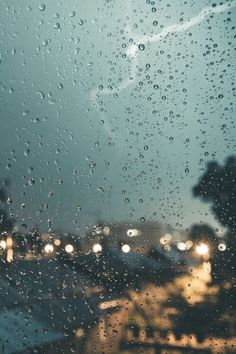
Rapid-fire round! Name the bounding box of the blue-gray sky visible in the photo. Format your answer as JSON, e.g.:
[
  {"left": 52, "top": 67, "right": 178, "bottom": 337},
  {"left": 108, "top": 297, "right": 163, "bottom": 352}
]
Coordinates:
[{"left": 0, "top": 0, "right": 235, "bottom": 233}]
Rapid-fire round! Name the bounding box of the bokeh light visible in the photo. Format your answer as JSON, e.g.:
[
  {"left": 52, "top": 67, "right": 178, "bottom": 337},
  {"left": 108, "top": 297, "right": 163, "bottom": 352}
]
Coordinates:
[
  {"left": 44, "top": 244, "right": 54, "bottom": 253},
  {"left": 196, "top": 243, "right": 209, "bottom": 255},
  {"left": 93, "top": 243, "right": 102, "bottom": 253},
  {"left": 65, "top": 244, "right": 74, "bottom": 253},
  {"left": 122, "top": 244, "right": 131, "bottom": 253}
]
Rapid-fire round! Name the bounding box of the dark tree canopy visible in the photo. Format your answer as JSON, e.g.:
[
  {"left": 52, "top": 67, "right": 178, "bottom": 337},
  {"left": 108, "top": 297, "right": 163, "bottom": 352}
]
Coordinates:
[
  {"left": 189, "top": 223, "right": 217, "bottom": 245},
  {"left": 0, "top": 182, "right": 15, "bottom": 233},
  {"left": 193, "top": 156, "right": 236, "bottom": 232}
]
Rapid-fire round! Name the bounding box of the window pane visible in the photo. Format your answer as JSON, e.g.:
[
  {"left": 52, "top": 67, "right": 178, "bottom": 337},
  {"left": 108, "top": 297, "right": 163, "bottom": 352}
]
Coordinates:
[{"left": 0, "top": 1, "right": 235, "bottom": 353}]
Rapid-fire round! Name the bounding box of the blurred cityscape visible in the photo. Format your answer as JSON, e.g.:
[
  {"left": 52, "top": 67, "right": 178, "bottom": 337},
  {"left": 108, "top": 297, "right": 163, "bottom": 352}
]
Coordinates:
[{"left": 0, "top": 157, "right": 235, "bottom": 353}]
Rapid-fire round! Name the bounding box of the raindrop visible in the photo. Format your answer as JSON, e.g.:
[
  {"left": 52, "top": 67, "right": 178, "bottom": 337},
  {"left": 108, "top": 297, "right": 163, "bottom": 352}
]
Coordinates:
[
  {"left": 89, "top": 161, "right": 96, "bottom": 169},
  {"left": 42, "top": 39, "right": 49, "bottom": 47},
  {"left": 54, "top": 23, "right": 60, "bottom": 29},
  {"left": 7, "top": 197, "right": 12, "bottom": 204},
  {"left": 35, "top": 91, "right": 45, "bottom": 99},
  {"left": 48, "top": 98, "right": 56, "bottom": 105},
  {"left": 69, "top": 11, "right": 76, "bottom": 17},
  {"left": 138, "top": 44, "right": 145, "bottom": 51},
  {"left": 24, "top": 149, "right": 30, "bottom": 157},
  {"left": 39, "top": 4, "right": 46, "bottom": 11}
]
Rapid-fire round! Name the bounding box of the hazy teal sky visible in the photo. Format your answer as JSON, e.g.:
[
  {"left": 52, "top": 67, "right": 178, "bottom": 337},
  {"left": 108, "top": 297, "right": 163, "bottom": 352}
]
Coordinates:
[{"left": 0, "top": 0, "right": 235, "bottom": 233}]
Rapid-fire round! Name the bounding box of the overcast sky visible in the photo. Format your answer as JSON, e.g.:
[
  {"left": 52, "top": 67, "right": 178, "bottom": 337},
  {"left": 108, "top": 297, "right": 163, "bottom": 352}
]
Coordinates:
[{"left": 0, "top": 0, "right": 235, "bottom": 234}]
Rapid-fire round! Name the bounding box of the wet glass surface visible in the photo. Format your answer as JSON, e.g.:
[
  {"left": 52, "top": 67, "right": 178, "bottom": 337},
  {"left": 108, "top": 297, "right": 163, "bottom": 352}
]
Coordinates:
[{"left": 0, "top": 1, "right": 235, "bottom": 353}]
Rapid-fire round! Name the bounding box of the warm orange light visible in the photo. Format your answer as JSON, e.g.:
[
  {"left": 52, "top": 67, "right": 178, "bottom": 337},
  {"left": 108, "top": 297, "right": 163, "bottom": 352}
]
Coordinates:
[
  {"left": 65, "top": 244, "right": 74, "bottom": 253},
  {"left": 0, "top": 240, "right": 7, "bottom": 250},
  {"left": 54, "top": 239, "right": 61, "bottom": 246},
  {"left": 196, "top": 243, "right": 209, "bottom": 255},
  {"left": 177, "top": 242, "right": 186, "bottom": 251},
  {"left": 44, "top": 244, "right": 54, "bottom": 253},
  {"left": 93, "top": 243, "right": 102, "bottom": 253},
  {"left": 160, "top": 233, "right": 172, "bottom": 245}
]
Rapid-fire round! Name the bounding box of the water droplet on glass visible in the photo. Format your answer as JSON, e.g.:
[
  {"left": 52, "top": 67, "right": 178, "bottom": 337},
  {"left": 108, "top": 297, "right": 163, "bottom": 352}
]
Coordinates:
[
  {"left": 39, "top": 4, "right": 46, "bottom": 11},
  {"left": 69, "top": 11, "right": 76, "bottom": 17},
  {"left": 138, "top": 44, "right": 145, "bottom": 51},
  {"left": 89, "top": 161, "right": 96, "bottom": 169},
  {"left": 54, "top": 23, "right": 60, "bottom": 30},
  {"left": 58, "top": 83, "right": 63, "bottom": 90}
]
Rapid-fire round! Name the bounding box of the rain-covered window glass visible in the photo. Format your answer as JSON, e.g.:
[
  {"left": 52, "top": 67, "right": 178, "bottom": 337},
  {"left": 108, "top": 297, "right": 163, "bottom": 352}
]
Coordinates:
[{"left": 0, "top": 1, "right": 235, "bottom": 353}]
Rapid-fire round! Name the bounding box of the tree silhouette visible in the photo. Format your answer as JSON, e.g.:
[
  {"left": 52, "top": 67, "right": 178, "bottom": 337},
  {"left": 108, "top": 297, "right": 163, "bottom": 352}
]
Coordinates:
[
  {"left": 193, "top": 156, "right": 236, "bottom": 232},
  {"left": 193, "top": 156, "right": 236, "bottom": 279},
  {"left": 184, "top": 156, "right": 236, "bottom": 340},
  {"left": 188, "top": 223, "right": 217, "bottom": 248},
  {"left": 0, "top": 180, "right": 15, "bottom": 233}
]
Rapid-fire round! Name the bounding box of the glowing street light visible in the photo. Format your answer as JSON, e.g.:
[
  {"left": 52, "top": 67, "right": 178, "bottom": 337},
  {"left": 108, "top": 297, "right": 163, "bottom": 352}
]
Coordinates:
[
  {"left": 44, "top": 244, "right": 54, "bottom": 253},
  {"left": 65, "top": 244, "right": 74, "bottom": 253},
  {"left": 160, "top": 233, "right": 172, "bottom": 245},
  {"left": 196, "top": 243, "right": 209, "bottom": 256},
  {"left": 185, "top": 240, "right": 193, "bottom": 250},
  {"left": 121, "top": 244, "right": 130, "bottom": 253},
  {"left": 0, "top": 240, "right": 7, "bottom": 250},
  {"left": 177, "top": 240, "right": 193, "bottom": 251},
  {"left": 177, "top": 242, "right": 187, "bottom": 251},
  {"left": 93, "top": 243, "right": 102, "bottom": 253},
  {"left": 54, "top": 239, "right": 61, "bottom": 246}
]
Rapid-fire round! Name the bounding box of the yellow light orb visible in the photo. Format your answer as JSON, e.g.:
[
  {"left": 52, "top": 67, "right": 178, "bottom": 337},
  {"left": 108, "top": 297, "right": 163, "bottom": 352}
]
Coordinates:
[
  {"left": 164, "top": 244, "right": 171, "bottom": 252},
  {"left": 0, "top": 240, "right": 7, "bottom": 250},
  {"left": 196, "top": 243, "right": 209, "bottom": 255},
  {"left": 185, "top": 240, "right": 193, "bottom": 250},
  {"left": 44, "top": 244, "right": 54, "bottom": 253},
  {"left": 177, "top": 242, "right": 186, "bottom": 251},
  {"left": 122, "top": 244, "right": 131, "bottom": 253},
  {"left": 65, "top": 244, "right": 74, "bottom": 253},
  {"left": 93, "top": 243, "right": 102, "bottom": 253},
  {"left": 160, "top": 233, "right": 172, "bottom": 245}
]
